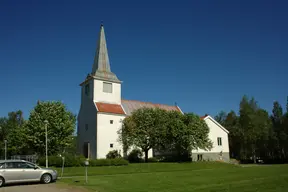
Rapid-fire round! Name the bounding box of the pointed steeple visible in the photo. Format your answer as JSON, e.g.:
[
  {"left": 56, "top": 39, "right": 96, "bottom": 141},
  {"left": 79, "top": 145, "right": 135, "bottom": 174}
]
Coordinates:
[{"left": 91, "top": 24, "right": 120, "bottom": 83}]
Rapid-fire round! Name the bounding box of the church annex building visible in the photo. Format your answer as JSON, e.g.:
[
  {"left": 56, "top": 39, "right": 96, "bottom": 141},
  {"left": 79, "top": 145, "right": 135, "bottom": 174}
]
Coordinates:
[{"left": 77, "top": 24, "right": 230, "bottom": 162}]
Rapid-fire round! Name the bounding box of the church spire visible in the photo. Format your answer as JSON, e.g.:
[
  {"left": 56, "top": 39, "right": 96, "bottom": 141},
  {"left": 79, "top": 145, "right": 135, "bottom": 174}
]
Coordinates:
[{"left": 91, "top": 24, "right": 120, "bottom": 83}]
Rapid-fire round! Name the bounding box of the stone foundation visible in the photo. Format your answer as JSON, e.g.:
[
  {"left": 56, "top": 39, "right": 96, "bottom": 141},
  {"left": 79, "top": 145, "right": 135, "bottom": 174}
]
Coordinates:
[{"left": 191, "top": 152, "right": 230, "bottom": 163}]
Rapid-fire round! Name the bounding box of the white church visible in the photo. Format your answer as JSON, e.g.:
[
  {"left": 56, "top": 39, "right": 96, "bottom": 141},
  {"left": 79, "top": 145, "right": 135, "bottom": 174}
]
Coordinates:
[{"left": 77, "top": 24, "right": 230, "bottom": 162}]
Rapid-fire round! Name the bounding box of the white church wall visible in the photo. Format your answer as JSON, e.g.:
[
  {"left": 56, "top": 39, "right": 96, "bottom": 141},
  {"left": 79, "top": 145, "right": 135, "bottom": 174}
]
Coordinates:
[
  {"left": 192, "top": 117, "right": 229, "bottom": 153},
  {"left": 93, "top": 79, "right": 121, "bottom": 104},
  {"left": 192, "top": 116, "right": 230, "bottom": 162},
  {"left": 77, "top": 81, "right": 97, "bottom": 159},
  {"left": 96, "top": 112, "right": 125, "bottom": 158}
]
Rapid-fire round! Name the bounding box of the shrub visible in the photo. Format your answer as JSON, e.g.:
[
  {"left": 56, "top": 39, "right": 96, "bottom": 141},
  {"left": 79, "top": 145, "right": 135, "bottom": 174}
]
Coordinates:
[
  {"left": 128, "top": 148, "right": 144, "bottom": 163},
  {"left": 64, "top": 154, "right": 86, "bottom": 167},
  {"left": 89, "top": 159, "right": 111, "bottom": 166},
  {"left": 111, "top": 158, "right": 129, "bottom": 166},
  {"left": 106, "top": 150, "right": 122, "bottom": 159},
  {"left": 37, "top": 154, "right": 86, "bottom": 167},
  {"left": 37, "top": 155, "right": 128, "bottom": 167},
  {"left": 37, "top": 156, "right": 62, "bottom": 167},
  {"left": 148, "top": 157, "right": 158, "bottom": 163}
]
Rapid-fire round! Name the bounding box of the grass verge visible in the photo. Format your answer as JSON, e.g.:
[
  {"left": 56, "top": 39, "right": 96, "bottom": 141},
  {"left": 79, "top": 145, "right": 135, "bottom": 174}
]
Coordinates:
[{"left": 58, "top": 162, "right": 288, "bottom": 192}]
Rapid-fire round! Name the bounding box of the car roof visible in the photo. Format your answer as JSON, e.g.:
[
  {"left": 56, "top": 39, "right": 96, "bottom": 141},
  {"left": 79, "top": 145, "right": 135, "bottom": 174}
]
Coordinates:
[{"left": 0, "top": 160, "right": 27, "bottom": 163}]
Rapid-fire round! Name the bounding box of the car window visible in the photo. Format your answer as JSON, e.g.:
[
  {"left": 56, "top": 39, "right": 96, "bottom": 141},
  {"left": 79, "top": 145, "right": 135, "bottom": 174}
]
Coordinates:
[
  {"left": 5, "top": 162, "right": 22, "bottom": 168},
  {"left": 19, "top": 162, "right": 35, "bottom": 169},
  {"left": 0, "top": 162, "right": 35, "bottom": 169}
]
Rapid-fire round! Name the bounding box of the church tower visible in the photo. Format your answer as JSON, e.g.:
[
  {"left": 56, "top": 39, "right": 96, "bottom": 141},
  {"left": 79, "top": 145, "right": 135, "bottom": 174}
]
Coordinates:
[
  {"left": 90, "top": 24, "right": 122, "bottom": 104},
  {"left": 77, "top": 24, "right": 125, "bottom": 159}
]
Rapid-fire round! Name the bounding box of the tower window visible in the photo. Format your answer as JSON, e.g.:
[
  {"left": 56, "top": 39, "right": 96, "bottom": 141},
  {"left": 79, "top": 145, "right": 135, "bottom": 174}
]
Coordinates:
[
  {"left": 103, "top": 82, "right": 112, "bottom": 93},
  {"left": 85, "top": 124, "right": 88, "bottom": 131},
  {"left": 85, "top": 84, "right": 90, "bottom": 96},
  {"left": 217, "top": 137, "right": 222, "bottom": 146},
  {"left": 110, "top": 120, "right": 113, "bottom": 124},
  {"left": 110, "top": 144, "right": 113, "bottom": 148}
]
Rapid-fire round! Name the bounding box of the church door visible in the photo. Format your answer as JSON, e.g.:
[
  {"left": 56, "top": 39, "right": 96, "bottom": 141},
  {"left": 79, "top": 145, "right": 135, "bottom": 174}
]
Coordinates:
[{"left": 83, "top": 142, "right": 90, "bottom": 159}]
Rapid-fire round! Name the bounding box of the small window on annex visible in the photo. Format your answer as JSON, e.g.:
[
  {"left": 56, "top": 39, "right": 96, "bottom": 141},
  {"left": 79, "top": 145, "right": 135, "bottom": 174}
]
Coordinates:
[
  {"left": 197, "top": 154, "right": 203, "bottom": 161},
  {"left": 103, "top": 82, "right": 112, "bottom": 93},
  {"left": 110, "top": 120, "right": 113, "bottom": 124},
  {"left": 217, "top": 137, "right": 222, "bottom": 146},
  {"left": 110, "top": 144, "right": 113, "bottom": 148}
]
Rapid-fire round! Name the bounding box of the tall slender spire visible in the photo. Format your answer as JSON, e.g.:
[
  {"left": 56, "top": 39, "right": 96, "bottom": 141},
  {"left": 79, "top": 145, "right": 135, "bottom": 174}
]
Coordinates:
[{"left": 91, "top": 24, "right": 120, "bottom": 83}]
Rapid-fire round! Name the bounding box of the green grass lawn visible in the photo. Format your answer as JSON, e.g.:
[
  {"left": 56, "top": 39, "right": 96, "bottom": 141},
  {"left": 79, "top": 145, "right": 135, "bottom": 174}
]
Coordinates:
[{"left": 58, "top": 162, "right": 288, "bottom": 192}]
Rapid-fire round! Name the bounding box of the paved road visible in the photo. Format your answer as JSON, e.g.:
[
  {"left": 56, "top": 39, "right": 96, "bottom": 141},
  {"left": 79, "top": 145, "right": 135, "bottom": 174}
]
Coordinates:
[{"left": 0, "top": 183, "right": 85, "bottom": 192}]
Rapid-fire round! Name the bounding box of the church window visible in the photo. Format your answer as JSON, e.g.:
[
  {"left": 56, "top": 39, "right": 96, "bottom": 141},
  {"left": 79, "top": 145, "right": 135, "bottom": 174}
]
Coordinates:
[
  {"left": 103, "top": 82, "right": 112, "bottom": 93},
  {"left": 217, "top": 137, "right": 222, "bottom": 146},
  {"left": 110, "top": 120, "right": 113, "bottom": 124},
  {"left": 197, "top": 154, "right": 203, "bottom": 161},
  {"left": 85, "top": 124, "right": 88, "bottom": 131},
  {"left": 85, "top": 84, "right": 90, "bottom": 96},
  {"left": 110, "top": 143, "right": 113, "bottom": 148}
]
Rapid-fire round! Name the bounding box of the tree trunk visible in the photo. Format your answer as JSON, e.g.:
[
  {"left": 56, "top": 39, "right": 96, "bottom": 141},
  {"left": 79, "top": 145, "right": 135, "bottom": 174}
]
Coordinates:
[
  {"left": 282, "top": 148, "right": 286, "bottom": 159},
  {"left": 144, "top": 150, "right": 148, "bottom": 163},
  {"left": 252, "top": 146, "right": 257, "bottom": 164},
  {"left": 253, "top": 154, "right": 256, "bottom": 164}
]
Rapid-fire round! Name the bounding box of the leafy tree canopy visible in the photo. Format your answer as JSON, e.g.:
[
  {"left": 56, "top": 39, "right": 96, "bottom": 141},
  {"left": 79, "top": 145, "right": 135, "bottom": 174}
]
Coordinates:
[
  {"left": 119, "top": 108, "right": 212, "bottom": 162},
  {"left": 0, "top": 110, "right": 27, "bottom": 156},
  {"left": 25, "top": 101, "right": 76, "bottom": 156}
]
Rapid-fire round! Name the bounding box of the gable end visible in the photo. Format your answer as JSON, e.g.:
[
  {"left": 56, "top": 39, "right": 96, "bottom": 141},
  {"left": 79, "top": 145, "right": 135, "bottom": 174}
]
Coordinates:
[{"left": 203, "top": 115, "right": 229, "bottom": 134}]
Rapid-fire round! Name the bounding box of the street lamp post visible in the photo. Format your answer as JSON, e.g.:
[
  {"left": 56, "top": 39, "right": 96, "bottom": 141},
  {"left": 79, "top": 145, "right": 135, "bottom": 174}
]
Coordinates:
[
  {"left": 44, "top": 120, "right": 48, "bottom": 168},
  {"left": 84, "top": 160, "right": 89, "bottom": 183},
  {"left": 4, "top": 140, "right": 7, "bottom": 161},
  {"left": 59, "top": 154, "right": 65, "bottom": 178}
]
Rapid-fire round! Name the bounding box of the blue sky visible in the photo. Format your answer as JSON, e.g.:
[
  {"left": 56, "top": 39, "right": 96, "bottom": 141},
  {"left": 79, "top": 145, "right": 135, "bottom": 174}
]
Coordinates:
[{"left": 0, "top": 0, "right": 287, "bottom": 119}]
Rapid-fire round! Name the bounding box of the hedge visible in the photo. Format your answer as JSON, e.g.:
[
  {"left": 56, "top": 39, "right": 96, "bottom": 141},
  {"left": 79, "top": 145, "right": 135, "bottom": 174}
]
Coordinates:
[
  {"left": 148, "top": 157, "right": 159, "bottom": 163},
  {"left": 90, "top": 158, "right": 128, "bottom": 166},
  {"left": 37, "top": 155, "right": 128, "bottom": 167}
]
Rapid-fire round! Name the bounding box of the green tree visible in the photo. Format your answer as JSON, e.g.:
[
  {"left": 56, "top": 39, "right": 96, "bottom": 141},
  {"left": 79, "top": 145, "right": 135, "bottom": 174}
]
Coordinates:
[
  {"left": 183, "top": 113, "right": 212, "bottom": 151},
  {"left": 214, "top": 111, "right": 227, "bottom": 125},
  {"left": 270, "top": 101, "right": 284, "bottom": 159},
  {"left": 0, "top": 110, "right": 27, "bottom": 156},
  {"left": 238, "top": 95, "right": 271, "bottom": 163},
  {"left": 0, "top": 117, "right": 8, "bottom": 157},
  {"left": 64, "top": 135, "right": 78, "bottom": 155},
  {"left": 119, "top": 107, "right": 169, "bottom": 162},
  {"left": 286, "top": 96, "right": 288, "bottom": 113},
  {"left": 238, "top": 95, "right": 252, "bottom": 160},
  {"left": 163, "top": 111, "right": 188, "bottom": 160},
  {"left": 215, "top": 96, "right": 288, "bottom": 163},
  {"left": 119, "top": 108, "right": 213, "bottom": 162},
  {"left": 161, "top": 112, "right": 212, "bottom": 162},
  {"left": 282, "top": 112, "right": 288, "bottom": 158},
  {"left": 118, "top": 116, "right": 135, "bottom": 158},
  {"left": 223, "top": 110, "right": 241, "bottom": 159},
  {"left": 25, "top": 101, "right": 76, "bottom": 156},
  {"left": 0, "top": 117, "right": 8, "bottom": 142},
  {"left": 253, "top": 109, "right": 271, "bottom": 160}
]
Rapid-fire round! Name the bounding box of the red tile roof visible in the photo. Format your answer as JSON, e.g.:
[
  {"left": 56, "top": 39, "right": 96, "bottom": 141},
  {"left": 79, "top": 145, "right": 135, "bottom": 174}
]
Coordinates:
[
  {"left": 200, "top": 114, "right": 209, "bottom": 120},
  {"left": 95, "top": 102, "right": 125, "bottom": 115},
  {"left": 121, "top": 99, "right": 182, "bottom": 115}
]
